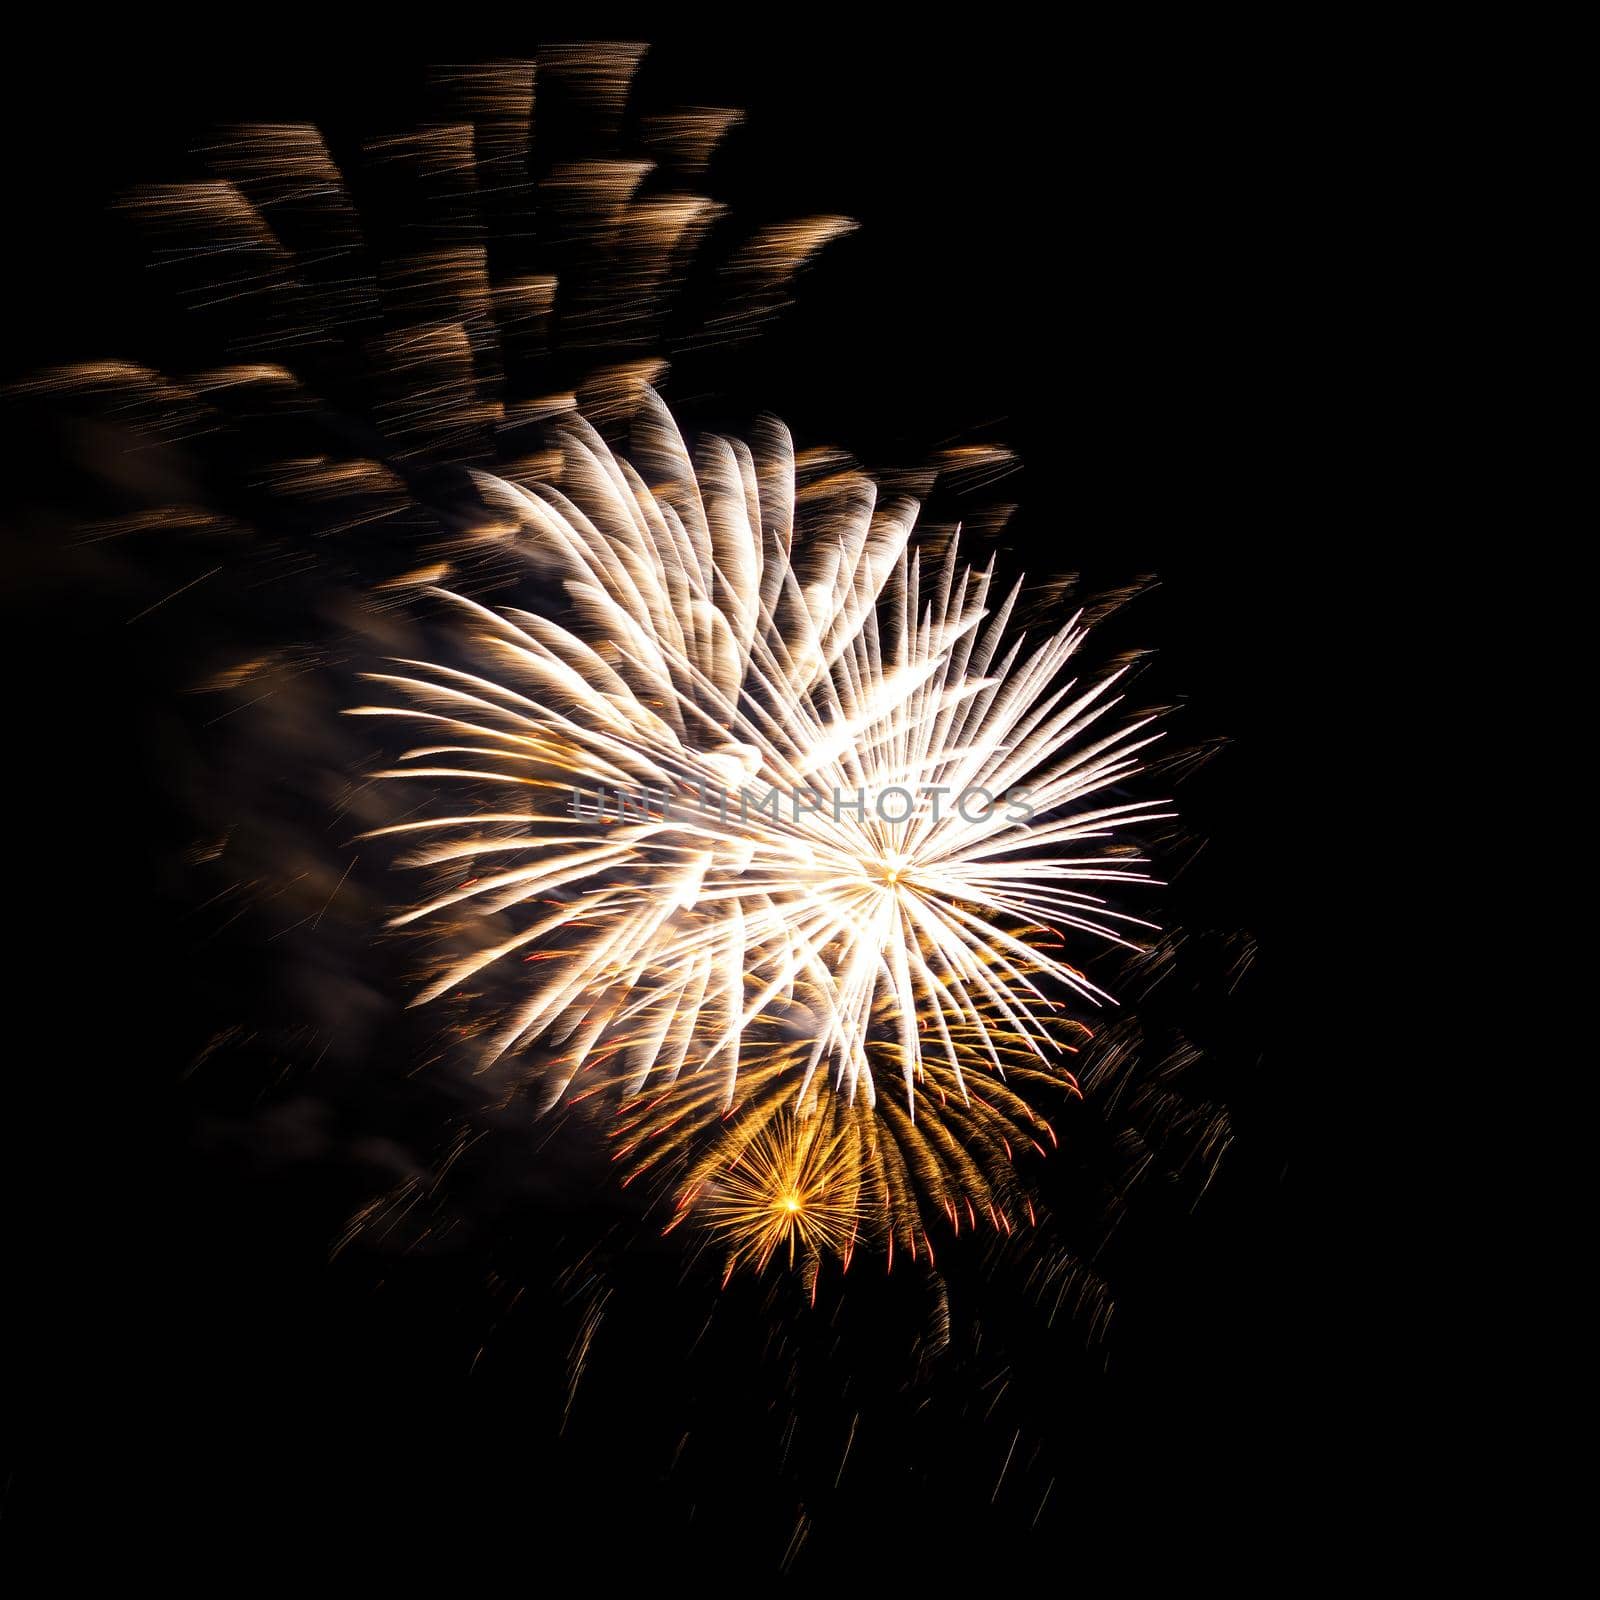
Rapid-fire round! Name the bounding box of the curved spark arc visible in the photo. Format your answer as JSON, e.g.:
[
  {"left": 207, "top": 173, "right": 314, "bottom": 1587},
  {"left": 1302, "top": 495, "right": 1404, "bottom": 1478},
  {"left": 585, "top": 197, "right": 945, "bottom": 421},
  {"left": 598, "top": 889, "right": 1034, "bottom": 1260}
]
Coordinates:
[{"left": 350, "top": 389, "right": 1172, "bottom": 1250}]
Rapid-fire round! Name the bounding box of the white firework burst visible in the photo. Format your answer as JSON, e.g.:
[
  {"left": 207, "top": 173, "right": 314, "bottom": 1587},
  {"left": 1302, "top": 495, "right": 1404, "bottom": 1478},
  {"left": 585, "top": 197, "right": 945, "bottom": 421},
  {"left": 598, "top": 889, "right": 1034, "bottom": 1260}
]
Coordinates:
[{"left": 349, "top": 391, "right": 1170, "bottom": 1248}]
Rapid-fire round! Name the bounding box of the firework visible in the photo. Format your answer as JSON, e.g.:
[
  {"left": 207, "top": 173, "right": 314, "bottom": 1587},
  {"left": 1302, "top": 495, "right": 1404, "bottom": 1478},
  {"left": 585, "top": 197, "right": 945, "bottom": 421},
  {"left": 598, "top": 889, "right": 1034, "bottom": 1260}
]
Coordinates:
[
  {"left": 14, "top": 51, "right": 1215, "bottom": 1280},
  {"left": 694, "top": 1109, "right": 863, "bottom": 1277},
  {"left": 350, "top": 391, "right": 1173, "bottom": 1261}
]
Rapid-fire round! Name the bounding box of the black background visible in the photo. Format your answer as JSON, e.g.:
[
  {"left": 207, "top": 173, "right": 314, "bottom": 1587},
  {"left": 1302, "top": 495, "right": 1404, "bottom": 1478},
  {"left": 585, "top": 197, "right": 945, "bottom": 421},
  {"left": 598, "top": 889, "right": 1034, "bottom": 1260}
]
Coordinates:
[{"left": 4, "top": 22, "right": 1329, "bottom": 1578}]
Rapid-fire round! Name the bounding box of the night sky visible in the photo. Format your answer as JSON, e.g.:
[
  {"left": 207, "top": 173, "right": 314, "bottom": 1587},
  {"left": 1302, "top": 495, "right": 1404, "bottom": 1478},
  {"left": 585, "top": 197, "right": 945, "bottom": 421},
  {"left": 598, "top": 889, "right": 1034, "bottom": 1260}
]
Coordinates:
[{"left": 5, "top": 23, "right": 1318, "bottom": 1577}]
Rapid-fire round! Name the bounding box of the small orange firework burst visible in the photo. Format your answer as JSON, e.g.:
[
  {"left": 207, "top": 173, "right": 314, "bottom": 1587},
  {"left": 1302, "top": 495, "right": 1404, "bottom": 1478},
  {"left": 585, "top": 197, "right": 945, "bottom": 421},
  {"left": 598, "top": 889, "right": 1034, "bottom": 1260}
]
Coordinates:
[{"left": 696, "top": 1111, "right": 862, "bottom": 1276}]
